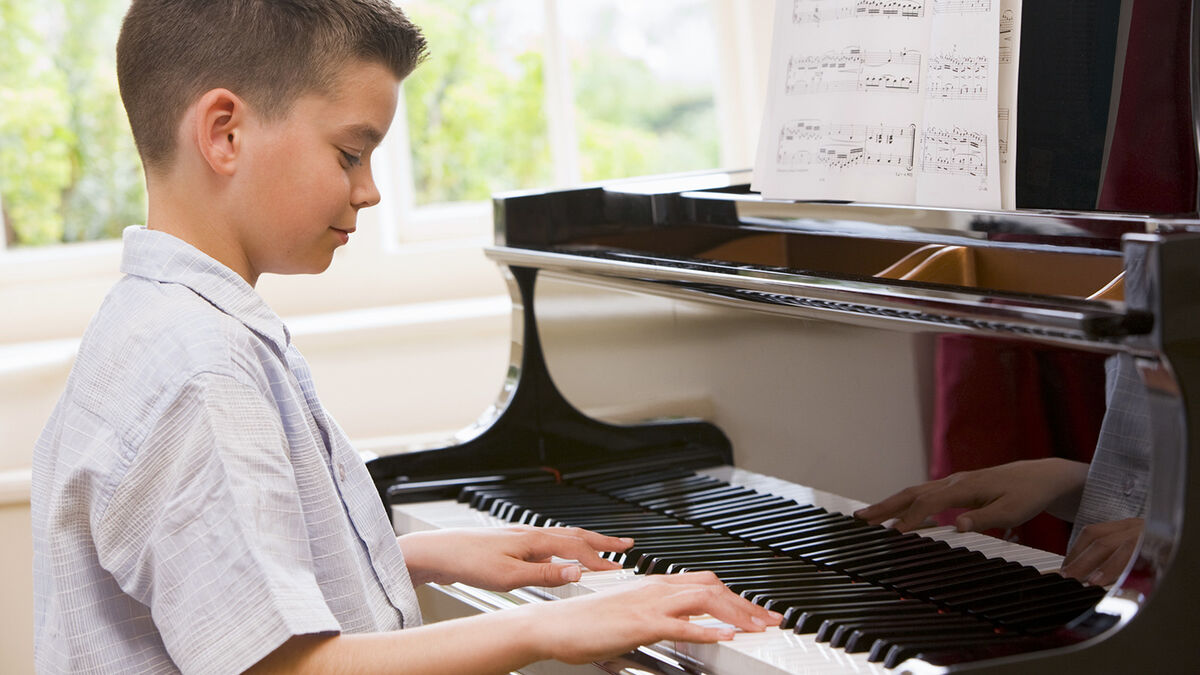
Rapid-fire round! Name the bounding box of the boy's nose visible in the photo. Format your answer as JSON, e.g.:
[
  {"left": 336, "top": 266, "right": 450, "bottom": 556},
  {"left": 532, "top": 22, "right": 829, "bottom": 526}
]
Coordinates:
[{"left": 352, "top": 173, "right": 381, "bottom": 209}]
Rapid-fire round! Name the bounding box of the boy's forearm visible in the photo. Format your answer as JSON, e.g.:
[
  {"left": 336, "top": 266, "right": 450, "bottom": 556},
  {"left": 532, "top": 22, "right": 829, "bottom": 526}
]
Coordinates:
[
  {"left": 1043, "top": 458, "right": 1092, "bottom": 522},
  {"left": 246, "top": 610, "right": 547, "bottom": 675}
]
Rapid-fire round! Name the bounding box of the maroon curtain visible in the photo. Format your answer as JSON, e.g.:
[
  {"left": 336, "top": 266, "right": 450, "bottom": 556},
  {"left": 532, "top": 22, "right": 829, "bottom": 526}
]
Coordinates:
[
  {"left": 930, "top": 335, "right": 1107, "bottom": 553},
  {"left": 1096, "top": 0, "right": 1197, "bottom": 213}
]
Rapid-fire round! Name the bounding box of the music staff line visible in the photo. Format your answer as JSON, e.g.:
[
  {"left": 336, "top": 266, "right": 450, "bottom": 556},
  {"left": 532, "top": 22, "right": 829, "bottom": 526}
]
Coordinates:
[
  {"left": 926, "top": 49, "right": 990, "bottom": 100},
  {"left": 792, "top": 0, "right": 925, "bottom": 23},
  {"left": 785, "top": 47, "right": 922, "bottom": 95},
  {"left": 776, "top": 119, "right": 990, "bottom": 178}
]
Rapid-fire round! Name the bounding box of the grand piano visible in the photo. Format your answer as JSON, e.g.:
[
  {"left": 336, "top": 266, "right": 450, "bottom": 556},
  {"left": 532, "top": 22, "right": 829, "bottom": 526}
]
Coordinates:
[{"left": 366, "top": 2, "right": 1200, "bottom": 672}]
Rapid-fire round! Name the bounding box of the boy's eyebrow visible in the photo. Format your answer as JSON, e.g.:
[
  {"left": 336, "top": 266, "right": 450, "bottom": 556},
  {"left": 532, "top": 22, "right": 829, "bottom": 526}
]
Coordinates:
[{"left": 339, "top": 123, "right": 385, "bottom": 147}]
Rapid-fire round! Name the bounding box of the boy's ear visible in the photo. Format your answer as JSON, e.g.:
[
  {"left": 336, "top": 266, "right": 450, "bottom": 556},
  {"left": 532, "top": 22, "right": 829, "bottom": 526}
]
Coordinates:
[{"left": 192, "top": 88, "right": 244, "bottom": 176}]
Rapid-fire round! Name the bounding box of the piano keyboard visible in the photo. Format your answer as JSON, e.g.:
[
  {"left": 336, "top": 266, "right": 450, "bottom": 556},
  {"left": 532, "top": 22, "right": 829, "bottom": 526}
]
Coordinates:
[{"left": 392, "top": 465, "right": 1103, "bottom": 673}]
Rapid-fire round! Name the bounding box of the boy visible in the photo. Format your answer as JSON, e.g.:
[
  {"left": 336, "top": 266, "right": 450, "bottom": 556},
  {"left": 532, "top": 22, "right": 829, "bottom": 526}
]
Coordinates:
[{"left": 31, "top": 1, "right": 780, "bottom": 673}]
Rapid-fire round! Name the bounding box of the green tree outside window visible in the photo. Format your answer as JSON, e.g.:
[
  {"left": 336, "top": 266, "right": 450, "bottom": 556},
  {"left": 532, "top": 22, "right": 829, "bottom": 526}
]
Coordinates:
[{"left": 1, "top": 0, "right": 147, "bottom": 248}]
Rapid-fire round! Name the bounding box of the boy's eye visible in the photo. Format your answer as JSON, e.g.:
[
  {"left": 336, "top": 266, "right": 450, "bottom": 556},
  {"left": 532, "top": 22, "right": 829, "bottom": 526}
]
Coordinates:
[{"left": 340, "top": 149, "right": 363, "bottom": 167}]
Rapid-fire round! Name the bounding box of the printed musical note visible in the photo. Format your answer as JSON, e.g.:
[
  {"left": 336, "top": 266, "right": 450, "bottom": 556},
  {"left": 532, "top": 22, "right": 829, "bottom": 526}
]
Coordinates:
[
  {"left": 793, "top": 0, "right": 925, "bottom": 24},
  {"left": 786, "top": 47, "right": 922, "bottom": 95},
  {"left": 926, "top": 48, "right": 989, "bottom": 100},
  {"left": 932, "top": 0, "right": 991, "bottom": 14},
  {"left": 920, "top": 126, "right": 988, "bottom": 177},
  {"left": 778, "top": 119, "right": 917, "bottom": 172}
]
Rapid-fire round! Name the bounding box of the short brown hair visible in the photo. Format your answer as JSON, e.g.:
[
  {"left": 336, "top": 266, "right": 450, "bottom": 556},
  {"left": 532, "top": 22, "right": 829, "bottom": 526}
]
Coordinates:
[{"left": 117, "top": 0, "right": 427, "bottom": 171}]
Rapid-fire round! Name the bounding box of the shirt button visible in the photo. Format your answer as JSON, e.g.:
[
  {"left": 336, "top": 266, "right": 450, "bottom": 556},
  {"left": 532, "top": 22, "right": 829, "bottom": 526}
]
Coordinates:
[
  {"left": 338, "top": 463, "right": 347, "bottom": 482},
  {"left": 1123, "top": 476, "right": 1137, "bottom": 496}
]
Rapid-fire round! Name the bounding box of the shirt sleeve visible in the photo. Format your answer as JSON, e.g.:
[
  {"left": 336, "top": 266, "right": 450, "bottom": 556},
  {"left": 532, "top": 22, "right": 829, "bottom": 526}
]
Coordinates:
[{"left": 94, "top": 371, "right": 341, "bottom": 675}]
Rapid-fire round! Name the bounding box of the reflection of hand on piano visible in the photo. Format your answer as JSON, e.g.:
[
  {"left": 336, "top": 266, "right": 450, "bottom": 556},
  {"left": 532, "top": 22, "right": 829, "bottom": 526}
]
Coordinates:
[
  {"left": 397, "top": 525, "right": 630, "bottom": 590},
  {"left": 853, "top": 458, "right": 1090, "bottom": 535},
  {"left": 1061, "top": 517, "right": 1144, "bottom": 587},
  {"left": 854, "top": 458, "right": 1145, "bottom": 585}
]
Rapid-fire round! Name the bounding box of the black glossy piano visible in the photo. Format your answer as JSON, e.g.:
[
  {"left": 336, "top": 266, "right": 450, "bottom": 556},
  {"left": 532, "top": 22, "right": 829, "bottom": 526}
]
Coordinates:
[{"left": 366, "top": 2, "right": 1200, "bottom": 672}]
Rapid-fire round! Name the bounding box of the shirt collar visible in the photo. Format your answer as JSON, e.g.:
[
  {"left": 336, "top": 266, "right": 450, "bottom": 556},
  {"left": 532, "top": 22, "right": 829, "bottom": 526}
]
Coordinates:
[{"left": 119, "top": 226, "right": 292, "bottom": 351}]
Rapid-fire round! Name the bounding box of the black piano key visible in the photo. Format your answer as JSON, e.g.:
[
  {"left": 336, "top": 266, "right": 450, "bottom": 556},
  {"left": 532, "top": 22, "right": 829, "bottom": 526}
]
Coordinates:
[
  {"left": 990, "top": 596, "right": 1107, "bottom": 633},
  {"left": 789, "top": 598, "right": 931, "bottom": 632},
  {"left": 728, "top": 573, "right": 856, "bottom": 596},
  {"left": 974, "top": 585, "right": 1105, "bottom": 618},
  {"left": 730, "top": 512, "right": 844, "bottom": 540},
  {"left": 662, "top": 554, "right": 782, "bottom": 575},
  {"left": 755, "top": 519, "right": 869, "bottom": 548},
  {"left": 638, "top": 485, "right": 753, "bottom": 510},
  {"left": 814, "top": 537, "right": 948, "bottom": 569},
  {"left": 775, "top": 524, "right": 899, "bottom": 556},
  {"left": 881, "top": 558, "right": 1019, "bottom": 590},
  {"left": 808, "top": 603, "right": 942, "bottom": 639},
  {"left": 764, "top": 589, "right": 902, "bottom": 613},
  {"left": 666, "top": 494, "right": 783, "bottom": 520},
  {"left": 892, "top": 563, "right": 1038, "bottom": 594},
  {"left": 643, "top": 551, "right": 778, "bottom": 575},
  {"left": 844, "top": 546, "right": 979, "bottom": 577},
  {"left": 932, "top": 573, "right": 1072, "bottom": 607},
  {"left": 832, "top": 614, "right": 989, "bottom": 649},
  {"left": 707, "top": 504, "right": 824, "bottom": 532},
  {"left": 882, "top": 635, "right": 1035, "bottom": 669},
  {"left": 854, "top": 623, "right": 999, "bottom": 656}
]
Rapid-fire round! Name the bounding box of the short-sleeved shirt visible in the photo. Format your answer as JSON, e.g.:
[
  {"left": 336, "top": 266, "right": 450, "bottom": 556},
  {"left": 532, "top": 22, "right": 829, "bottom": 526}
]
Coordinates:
[{"left": 32, "top": 226, "right": 421, "bottom": 674}]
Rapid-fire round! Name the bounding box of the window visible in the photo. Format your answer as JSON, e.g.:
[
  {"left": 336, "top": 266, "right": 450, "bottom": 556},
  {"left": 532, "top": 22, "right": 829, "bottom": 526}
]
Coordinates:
[
  {"left": 0, "top": 0, "right": 145, "bottom": 249},
  {"left": 373, "top": 0, "right": 741, "bottom": 242},
  {"left": 2, "top": 1, "right": 767, "bottom": 251}
]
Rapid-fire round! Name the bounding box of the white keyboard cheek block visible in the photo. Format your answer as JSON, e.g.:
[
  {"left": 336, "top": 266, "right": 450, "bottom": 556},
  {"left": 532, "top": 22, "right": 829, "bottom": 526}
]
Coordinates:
[{"left": 393, "top": 466, "right": 1084, "bottom": 673}]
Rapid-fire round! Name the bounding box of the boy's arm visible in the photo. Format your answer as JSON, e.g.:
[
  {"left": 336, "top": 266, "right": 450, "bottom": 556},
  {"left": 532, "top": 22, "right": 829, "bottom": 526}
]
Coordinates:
[{"left": 246, "top": 571, "right": 781, "bottom": 674}]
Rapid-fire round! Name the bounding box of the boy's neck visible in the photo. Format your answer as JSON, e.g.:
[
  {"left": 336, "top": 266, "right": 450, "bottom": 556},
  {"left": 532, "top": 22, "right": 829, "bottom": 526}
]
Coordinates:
[{"left": 145, "top": 172, "right": 259, "bottom": 287}]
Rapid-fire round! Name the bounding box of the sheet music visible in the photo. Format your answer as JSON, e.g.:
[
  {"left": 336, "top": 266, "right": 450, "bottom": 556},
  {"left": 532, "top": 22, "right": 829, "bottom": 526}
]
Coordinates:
[{"left": 753, "top": 0, "right": 1018, "bottom": 210}]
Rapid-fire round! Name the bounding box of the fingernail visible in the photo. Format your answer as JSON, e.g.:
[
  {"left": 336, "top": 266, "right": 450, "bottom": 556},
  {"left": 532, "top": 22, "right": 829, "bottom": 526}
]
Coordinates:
[
  {"left": 1086, "top": 571, "right": 1103, "bottom": 586},
  {"left": 752, "top": 616, "right": 768, "bottom": 628},
  {"left": 718, "top": 629, "right": 736, "bottom": 640},
  {"left": 620, "top": 537, "right": 635, "bottom": 547},
  {"left": 561, "top": 566, "right": 581, "bottom": 582},
  {"left": 957, "top": 517, "right": 973, "bottom": 532},
  {"left": 768, "top": 610, "right": 784, "bottom": 621}
]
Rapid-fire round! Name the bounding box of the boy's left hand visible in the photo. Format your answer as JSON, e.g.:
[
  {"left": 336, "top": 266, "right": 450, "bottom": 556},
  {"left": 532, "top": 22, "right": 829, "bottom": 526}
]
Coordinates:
[{"left": 397, "top": 526, "right": 632, "bottom": 591}]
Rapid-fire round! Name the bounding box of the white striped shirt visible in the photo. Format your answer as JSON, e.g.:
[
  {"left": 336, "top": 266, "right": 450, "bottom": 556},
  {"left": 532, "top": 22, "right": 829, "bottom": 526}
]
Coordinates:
[{"left": 32, "top": 226, "right": 421, "bottom": 674}]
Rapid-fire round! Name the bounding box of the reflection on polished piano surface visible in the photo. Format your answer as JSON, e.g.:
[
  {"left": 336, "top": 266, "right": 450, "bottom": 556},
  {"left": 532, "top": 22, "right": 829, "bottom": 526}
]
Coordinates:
[{"left": 366, "top": 3, "right": 1200, "bottom": 672}]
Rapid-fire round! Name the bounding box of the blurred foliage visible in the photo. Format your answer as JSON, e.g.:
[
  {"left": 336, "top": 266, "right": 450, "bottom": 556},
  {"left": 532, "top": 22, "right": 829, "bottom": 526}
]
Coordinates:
[
  {"left": 403, "top": 0, "right": 717, "bottom": 205},
  {"left": 403, "top": 0, "right": 553, "bottom": 205},
  {"left": 0, "top": 0, "right": 146, "bottom": 247}
]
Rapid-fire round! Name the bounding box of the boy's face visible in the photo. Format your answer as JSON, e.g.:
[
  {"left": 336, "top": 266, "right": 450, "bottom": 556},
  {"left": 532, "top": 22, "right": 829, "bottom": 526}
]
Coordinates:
[{"left": 233, "top": 60, "right": 400, "bottom": 278}]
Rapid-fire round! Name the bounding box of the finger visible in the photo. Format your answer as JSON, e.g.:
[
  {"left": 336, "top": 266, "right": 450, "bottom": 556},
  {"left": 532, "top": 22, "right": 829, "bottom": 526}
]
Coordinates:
[
  {"left": 660, "top": 617, "right": 736, "bottom": 643},
  {"left": 897, "top": 478, "right": 988, "bottom": 530},
  {"left": 1062, "top": 520, "right": 1121, "bottom": 568},
  {"left": 1083, "top": 537, "right": 1138, "bottom": 587},
  {"left": 529, "top": 533, "right": 624, "bottom": 572},
  {"left": 657, "top": 581, "right": 781, "bottom": 632},
  {"left": 547, "top": 562, "right": 584, "bottom": 586},
  {"left": 955, "top": 495, "right": 1029, "bottom": 532},
  {"left": 853, "top": 487, "right": 924, "bottom": 524},
  {"left": 552, "top": 527, "right": 635, "bottom": 553}
]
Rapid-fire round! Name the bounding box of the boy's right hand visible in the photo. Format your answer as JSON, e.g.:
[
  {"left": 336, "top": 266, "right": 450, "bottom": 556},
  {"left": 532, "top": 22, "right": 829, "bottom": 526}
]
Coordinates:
[{"left": 518, "top": 571, "right": 782, "bottom": 665}]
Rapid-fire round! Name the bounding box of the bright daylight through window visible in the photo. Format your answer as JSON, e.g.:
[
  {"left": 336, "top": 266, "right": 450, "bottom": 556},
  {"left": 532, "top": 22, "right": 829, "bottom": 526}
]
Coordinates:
[{"left": 1, "top": 0, "right": 721, "bottom": 249}]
